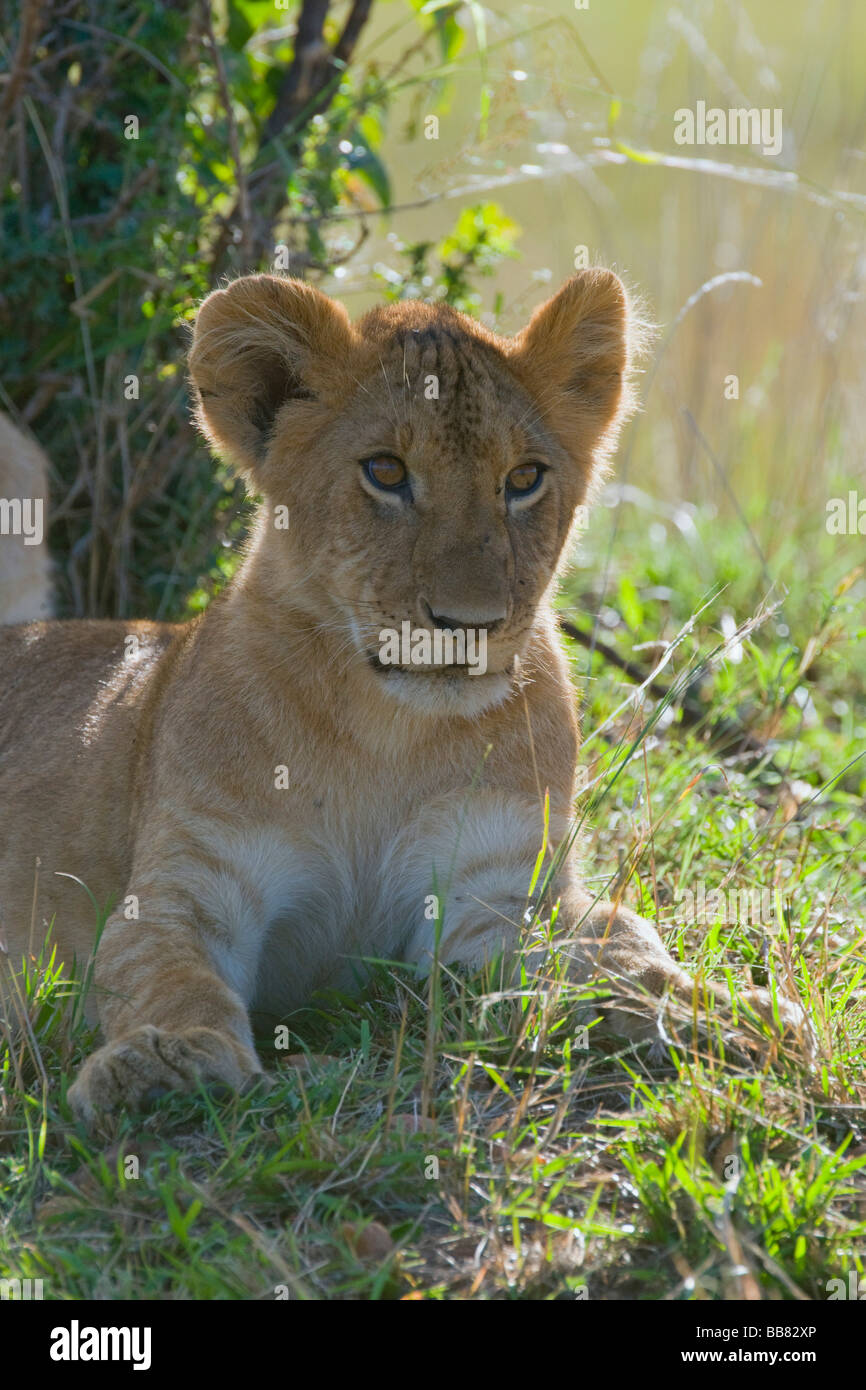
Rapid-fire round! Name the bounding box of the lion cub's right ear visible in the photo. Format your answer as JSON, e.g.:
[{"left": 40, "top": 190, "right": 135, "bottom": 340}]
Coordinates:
[{"left": 188, "top": 274, "right": 357, "bottom": 484}]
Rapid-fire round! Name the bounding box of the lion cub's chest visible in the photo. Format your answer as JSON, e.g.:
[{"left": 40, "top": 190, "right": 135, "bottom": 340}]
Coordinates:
[{"left": 204, "top": 805, "right": 446, "bottom": 1017}]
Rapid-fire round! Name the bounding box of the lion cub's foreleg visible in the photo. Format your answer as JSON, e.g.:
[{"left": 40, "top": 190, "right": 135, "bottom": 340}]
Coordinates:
[
  {"left": 424, "top": 879, "right": 804, "bottom": 1046},
  {"left": 558, "top": 894, "right": 806, "bottom": 1044},
  {"left": 401, "top": 800, "right": 805, "bottom": 1047},
  {"left": 67, "top": 859, "right": 263, "bottom": 1127}
]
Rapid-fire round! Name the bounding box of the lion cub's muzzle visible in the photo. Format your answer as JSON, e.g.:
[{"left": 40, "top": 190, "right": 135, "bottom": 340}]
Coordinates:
[{"left": 371, "top": 619, "right": 499, "bottom": 677}]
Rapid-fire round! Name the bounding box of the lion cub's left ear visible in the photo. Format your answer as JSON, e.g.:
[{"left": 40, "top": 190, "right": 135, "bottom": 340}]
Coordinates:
[
  {"left": 510, "top": 269, "right": 637, "bottom": 447},
  {"left": 189, "top": 274, "right": 358, "bottom": 485}
]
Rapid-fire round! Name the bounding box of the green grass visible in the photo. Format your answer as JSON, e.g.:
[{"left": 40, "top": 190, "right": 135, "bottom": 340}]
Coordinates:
[{"left": 2, "top": 499, "right": 863, "bottom": 1302}]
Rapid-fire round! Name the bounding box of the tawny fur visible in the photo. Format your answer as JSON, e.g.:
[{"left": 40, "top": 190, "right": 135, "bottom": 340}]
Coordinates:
[{"left": 0, "top": 273, "right": 802, "bottom": 1126}]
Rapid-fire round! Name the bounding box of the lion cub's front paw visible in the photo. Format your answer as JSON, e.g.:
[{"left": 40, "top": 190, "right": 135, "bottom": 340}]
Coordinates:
[
  {"left": 739, "top": 986, "right": 816, "bottom": 1052},
  {"left": 68, "top": 1024, "right": 262, "bottom": 1127}
]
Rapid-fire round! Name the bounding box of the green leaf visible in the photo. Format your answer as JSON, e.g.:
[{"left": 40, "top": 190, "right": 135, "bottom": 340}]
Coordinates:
[
  {"left": 227, "top": 1, "right": 254, "bottom": 52},
  {"left": 618, "top": 575, "right": 644, "bottom": 630}
]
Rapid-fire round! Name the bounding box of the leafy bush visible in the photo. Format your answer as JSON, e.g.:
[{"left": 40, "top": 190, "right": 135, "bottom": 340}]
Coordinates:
[{"left": 0, "top": 0, "right": 488, "bottom": 620}]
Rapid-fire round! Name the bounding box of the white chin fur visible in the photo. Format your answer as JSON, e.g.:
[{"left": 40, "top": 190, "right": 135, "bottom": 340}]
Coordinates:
[{"left": 375, "top": 667, "right": 514, "bottom": 718}]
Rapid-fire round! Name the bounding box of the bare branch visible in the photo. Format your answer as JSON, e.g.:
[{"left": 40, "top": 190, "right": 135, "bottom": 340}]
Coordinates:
[
  {"left": 209, "top": 0, "right": 376, "bottom": 276},
  {"left": 0, "top": 0, "right": 46, "bottom": 188},
  {"left": 200, "top": 0, "right": 252, "bottom": 262}
]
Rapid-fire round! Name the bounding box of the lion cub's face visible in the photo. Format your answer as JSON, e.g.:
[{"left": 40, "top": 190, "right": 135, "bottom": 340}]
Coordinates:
[{"left": 190, "top": 272, "right": 633, "bottom": 716}]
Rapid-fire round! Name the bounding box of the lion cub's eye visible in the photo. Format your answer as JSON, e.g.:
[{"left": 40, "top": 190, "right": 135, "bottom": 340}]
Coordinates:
[
  {"left": 362, "top": 456, "right": 408, "bottom": 490},
  {"left": 506, "top": 463, "right": 544, "bottom": 498}
]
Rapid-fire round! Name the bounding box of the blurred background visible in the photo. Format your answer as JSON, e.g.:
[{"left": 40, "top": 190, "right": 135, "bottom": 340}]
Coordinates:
[{"left": 1, "top": 0, "right": 863, "bottom": 684}]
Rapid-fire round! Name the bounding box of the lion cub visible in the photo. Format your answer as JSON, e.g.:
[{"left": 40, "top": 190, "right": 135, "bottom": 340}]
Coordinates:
[{"left": 0, "top": 272, "right": 800, "bottom": 1124}]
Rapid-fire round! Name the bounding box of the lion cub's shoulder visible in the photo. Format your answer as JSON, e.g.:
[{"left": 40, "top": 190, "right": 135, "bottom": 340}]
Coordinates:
[{"left": 0, "top": 619, "right": 184, "bottom": 736}]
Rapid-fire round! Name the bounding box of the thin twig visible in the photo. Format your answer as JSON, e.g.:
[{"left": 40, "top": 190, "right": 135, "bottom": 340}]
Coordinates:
[
  {"left": 0, "top": 0, "right": 45, "bottom": 190},
  {"left": 200, "top": 1, "right": 252, "bottom": 262},
  {"left": 209, "top": 0, "right": 376, "bottom": 275},
  {"left": 557, "top": 612, "right": 787, "bottom": 767},
  {"left": 0, "top": 0, "right": 44, "bottom": 133}
]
